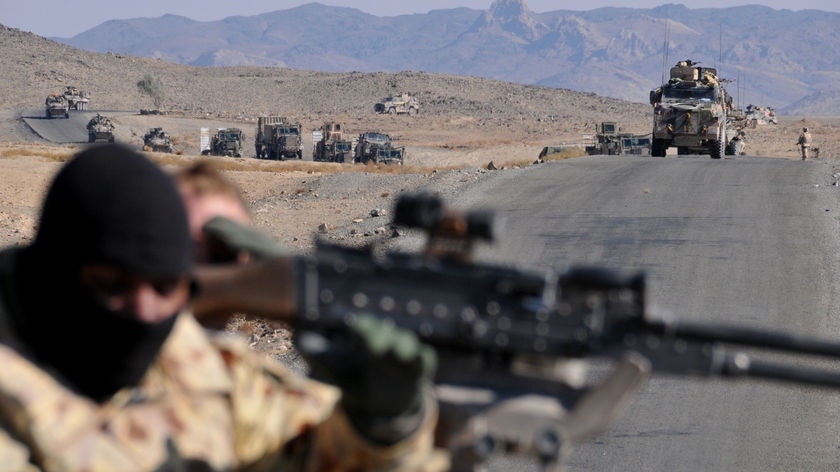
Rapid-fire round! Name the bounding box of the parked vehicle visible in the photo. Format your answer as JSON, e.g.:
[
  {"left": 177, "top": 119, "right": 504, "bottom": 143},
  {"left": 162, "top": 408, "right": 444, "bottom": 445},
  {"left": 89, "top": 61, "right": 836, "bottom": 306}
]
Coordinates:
[
  {"left": 255, "top": 116, "right": 302, "bottom": 160},
  {"left": 312, "top": 122, "right": 354, "bottom": 163}
]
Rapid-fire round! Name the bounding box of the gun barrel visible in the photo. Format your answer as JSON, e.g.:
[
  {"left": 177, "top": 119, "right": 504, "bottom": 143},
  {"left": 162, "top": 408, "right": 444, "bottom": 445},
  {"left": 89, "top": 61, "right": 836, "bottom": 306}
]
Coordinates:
[
  {"left": 657, "top": 320, "right": 840, "bottom": 359},
  {"left": 739, "top": 357, "right": 840, "bottom": 389}
]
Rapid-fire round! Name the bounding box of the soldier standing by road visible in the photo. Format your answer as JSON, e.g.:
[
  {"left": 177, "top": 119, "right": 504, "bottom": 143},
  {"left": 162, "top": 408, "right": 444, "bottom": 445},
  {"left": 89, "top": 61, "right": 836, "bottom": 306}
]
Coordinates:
[
  {"left": 797, "top": 127, "right": 812, "bottom": 160},
  {"left": 0, "top": 144, "right": 447, "bottom": 471}
]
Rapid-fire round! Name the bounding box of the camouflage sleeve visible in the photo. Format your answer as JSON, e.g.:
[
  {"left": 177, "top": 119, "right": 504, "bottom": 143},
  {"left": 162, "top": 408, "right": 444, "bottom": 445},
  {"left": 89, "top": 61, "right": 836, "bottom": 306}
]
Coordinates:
[
  {"left": 211, "top": 334, "right": 340, "bottom": 467},
  {"left": 214, "top": 335, "right": 449, "bottom": 471},
  {"left": 305, "top": 387, "right": 450, "bottom": 472}
]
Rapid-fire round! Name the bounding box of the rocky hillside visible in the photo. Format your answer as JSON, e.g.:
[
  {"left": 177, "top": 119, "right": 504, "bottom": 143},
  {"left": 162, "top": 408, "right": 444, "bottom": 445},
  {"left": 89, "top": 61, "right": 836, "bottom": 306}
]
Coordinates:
[{"left": 53, "top": 0, "right": 840, "bottom": 114}]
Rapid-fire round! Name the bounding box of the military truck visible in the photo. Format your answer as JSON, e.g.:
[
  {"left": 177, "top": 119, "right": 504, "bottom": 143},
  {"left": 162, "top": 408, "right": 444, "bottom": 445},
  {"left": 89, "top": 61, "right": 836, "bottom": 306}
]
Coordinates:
[
  {"left": 63, "top": 86, "right": 89, "bottom": 111},
  {"left": 86, "top": 114, "right": 115, "bottom": 143},
  {"left": 255, "top": 116, "right": 303, "bottom": 160},
  {"left": 203, "top": 128, "right": 244, "bottom": 157},
  {"left": 312, "top": 122, "right": 354, "bottom": 163},
  {"left": 143, "top": 127, "right": 174, "bottom": 153},
  {"left": 374, "top": 93, "right": 420, "bottom": 115},
  {"left": 44, "top": 93, "right": 69, "bottom": 119},
  {"left": 650, "top": 60, "right": 733, "bottom": 159},
  {"left": 354, "top": 131, "right": 404, "bottom": 165},
  {"left": 584, "top": 122, "right": 651, "bottom": 156}
]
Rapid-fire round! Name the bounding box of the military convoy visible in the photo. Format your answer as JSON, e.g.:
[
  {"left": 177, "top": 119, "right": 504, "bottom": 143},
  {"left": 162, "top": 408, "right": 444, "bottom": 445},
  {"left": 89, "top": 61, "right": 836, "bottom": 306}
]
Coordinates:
[
  {"left": 44, "top": 84, "right": 90, "bottom": 119},
  {"left": 143, "top": 127, "right": 174, "bottom": 153},
  {"left": 202, "top": 128, "right": 245, "bottom": 157},
  {"left": 255, "top": 116, "right": 303, "bottom": 160},
  {"left": 585, "top": 122, "right": 651, "bottom": 156},
  {"left": 354, "top": 131, "right": 404, "bottom": 165},
  {"left": 312, "top": 122, "right": 354, "bottom": 163},
  {"left": 650, "top": 60, "right": 736, "bottom": 159},
  {"left": 374, "top": 93, "right": 420, "bottom": 115},
  {"left": 86, "top": 114, "right": 115, "bottom": 143}
]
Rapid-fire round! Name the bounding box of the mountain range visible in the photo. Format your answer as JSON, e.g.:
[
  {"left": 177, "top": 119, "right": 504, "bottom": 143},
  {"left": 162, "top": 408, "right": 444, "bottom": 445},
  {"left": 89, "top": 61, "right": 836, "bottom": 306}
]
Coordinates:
[{"left": 56, "top": 0, "right": 840, "bottom": 115}]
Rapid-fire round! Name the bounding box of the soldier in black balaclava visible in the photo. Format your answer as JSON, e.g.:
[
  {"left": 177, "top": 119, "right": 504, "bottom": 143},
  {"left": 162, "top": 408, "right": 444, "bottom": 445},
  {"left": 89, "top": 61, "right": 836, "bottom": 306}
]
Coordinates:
[
  {"left": 4, "top": 143, "right": 194, "bottom": 401},
  {"left": 0, "top": 143, "right": 443, "bottom": 471}
]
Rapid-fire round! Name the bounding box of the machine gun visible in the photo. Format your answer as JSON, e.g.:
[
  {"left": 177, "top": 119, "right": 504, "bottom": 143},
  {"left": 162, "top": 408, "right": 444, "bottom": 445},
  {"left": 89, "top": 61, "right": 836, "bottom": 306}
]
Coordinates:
[{"left": 285, "top": 192, "right": 840, "bottom": 471}]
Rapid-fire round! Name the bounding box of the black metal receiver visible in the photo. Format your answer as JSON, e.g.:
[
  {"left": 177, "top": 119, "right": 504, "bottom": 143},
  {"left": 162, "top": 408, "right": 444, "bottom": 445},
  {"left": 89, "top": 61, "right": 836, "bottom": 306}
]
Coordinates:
[{"left": 294, "top": 192, "right": 840, "bottom": 471}]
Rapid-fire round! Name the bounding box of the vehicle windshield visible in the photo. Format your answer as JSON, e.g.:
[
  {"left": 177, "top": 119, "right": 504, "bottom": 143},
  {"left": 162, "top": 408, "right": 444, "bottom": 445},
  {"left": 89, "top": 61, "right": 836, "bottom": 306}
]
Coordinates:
[
  {"left": 336, "top": 142, "right": 353, "bottom": 152},
  {"left": 364, "top": 133, "right": 390, "bottom": 144},
  {"left": 663, "top": 85, "right": 718, "bottom": 102}
]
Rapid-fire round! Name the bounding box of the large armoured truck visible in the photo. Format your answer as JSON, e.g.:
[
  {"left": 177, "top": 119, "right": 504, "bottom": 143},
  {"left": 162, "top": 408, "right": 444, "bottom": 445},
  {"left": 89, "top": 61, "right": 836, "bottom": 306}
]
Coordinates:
[
  {"left": 45, "top": 93, "right": 69, "bottom": 119},
  {"left": 374, "top": 93, "right": 420, "bottom": 115},
  {"left": 63, "top": 86, "right": 89, "bottom": 111},
  {"left": 312, "top": 122, "right": 354, "bottom": 163},
  {"left": 354, "top": 131, "right": 404, "bottom": 165},
  {"left": 585, "top": 122, "right": 651, "bottom": 156},
  {"left": 203, "top": 128, "right": 244, "bottom": 157},
  {"left": 255, "top": 116, "right": 303, "bottom": 160},
  {"left": 86, "top": 114, "right": 115, "bottom": 143},
  {"left": 650, "top": 60, "right": 733, "bottom": 159},
  {"left": 143, "top": 127, "right": 174, "bottom": 153}
]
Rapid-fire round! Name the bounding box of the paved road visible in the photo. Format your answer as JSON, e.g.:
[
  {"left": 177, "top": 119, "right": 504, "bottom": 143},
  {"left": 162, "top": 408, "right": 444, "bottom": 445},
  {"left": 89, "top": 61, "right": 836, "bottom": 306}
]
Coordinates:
[
  {"left": 456, "top": 155, "right": 840, "bottom": 471},
  {"left": 21, "top": 109, "right": 130, "bottom": 144},
  {"left": 21, "top": 108, "right": 94, "bottom": 143}
]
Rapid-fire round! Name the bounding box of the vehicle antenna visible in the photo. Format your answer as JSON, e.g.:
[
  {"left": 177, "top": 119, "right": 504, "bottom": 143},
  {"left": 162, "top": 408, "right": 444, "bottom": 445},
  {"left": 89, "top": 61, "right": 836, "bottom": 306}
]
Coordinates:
[{"left": 660, "top": 19, "right": 670, "bottom": 85}]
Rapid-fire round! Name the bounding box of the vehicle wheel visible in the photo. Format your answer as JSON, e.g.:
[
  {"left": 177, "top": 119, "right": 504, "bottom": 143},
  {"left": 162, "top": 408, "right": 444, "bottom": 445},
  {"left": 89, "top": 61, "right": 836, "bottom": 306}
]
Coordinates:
[
  {"left": 651, "top": 139, "right": 667, "bottom": 157},
  {"left": 388, "top": 108, "right": 396, "bottom": 115},
  {"left": 710, "top": 126, "right": 725, "bottom": 159},
  {"left": 408, "top": 107, "right": 416, "bottom": 116}
]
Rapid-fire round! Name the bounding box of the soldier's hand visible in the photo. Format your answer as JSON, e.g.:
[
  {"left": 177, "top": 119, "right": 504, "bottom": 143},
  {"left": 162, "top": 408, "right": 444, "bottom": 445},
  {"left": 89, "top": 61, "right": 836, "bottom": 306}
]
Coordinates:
[{"left": 298, "top": 314, "right": 437, "bottom": 445}]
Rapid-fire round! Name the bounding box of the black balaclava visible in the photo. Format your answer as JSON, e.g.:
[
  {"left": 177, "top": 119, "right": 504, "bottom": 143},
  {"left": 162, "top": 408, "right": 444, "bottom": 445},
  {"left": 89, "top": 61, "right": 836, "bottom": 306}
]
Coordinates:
[{"left": 10, "top": 144, "right": 193, "bottom": 402}]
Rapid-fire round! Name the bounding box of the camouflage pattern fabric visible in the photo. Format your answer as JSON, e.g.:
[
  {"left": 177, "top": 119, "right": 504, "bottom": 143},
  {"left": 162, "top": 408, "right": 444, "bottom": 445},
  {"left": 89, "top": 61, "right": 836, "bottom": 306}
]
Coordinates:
[{"left": 0, "top": 313, "right": 448, "bottom": 471}]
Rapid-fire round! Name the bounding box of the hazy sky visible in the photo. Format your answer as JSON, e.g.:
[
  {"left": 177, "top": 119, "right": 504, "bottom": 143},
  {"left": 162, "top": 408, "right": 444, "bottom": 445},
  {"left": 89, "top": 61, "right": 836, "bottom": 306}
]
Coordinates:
[{"left": 5, "top": 1, "right": 838, "bottom": 38}]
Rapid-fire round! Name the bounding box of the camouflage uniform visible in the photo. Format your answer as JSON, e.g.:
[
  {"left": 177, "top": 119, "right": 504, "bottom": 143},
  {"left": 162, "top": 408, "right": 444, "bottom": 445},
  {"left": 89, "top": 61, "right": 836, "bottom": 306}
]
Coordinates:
[{"left": 0, "top": 249, "right": 448, "bottom": 472}]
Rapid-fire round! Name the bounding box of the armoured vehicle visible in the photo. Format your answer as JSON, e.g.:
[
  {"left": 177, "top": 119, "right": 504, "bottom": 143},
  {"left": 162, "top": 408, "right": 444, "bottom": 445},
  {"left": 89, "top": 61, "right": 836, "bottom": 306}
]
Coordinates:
[
  {"left": 44, "top": 93, "right": 69, "bottom": 119},
  {"left": 86, "top": 114, "right": 115, "bottom": 143},
  {"left": 143, "top": 127, "right": 174, "bottom": 153},
  {"left": 585, "top": 122, "right": 651, "bottom": 156},
  {"left": 204, "top": 128, "right": 244, "bottom": 157},
  {"left": 255, "top": 116, "right": 303, "bottom": 160},
  {"left": 650, "top": 60, "right": 733, "bottom": 159},
  {"left": 374, "top": 93, "right": 420, "bottom": 115},
  {"left": 373, "top": 146, "right": 405, "bottom": 165},
  {"left": 62, "top": 85, "right": 89, "bottom": 111},
  {"left": 745, "top": 104, "right": 778, "bottom": 126},
  {"left": 354, "top": 131, "right": 403, "bottom": 165},
  {"left": 312, "top": 122, "right": 354, "bottom": 163}
]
